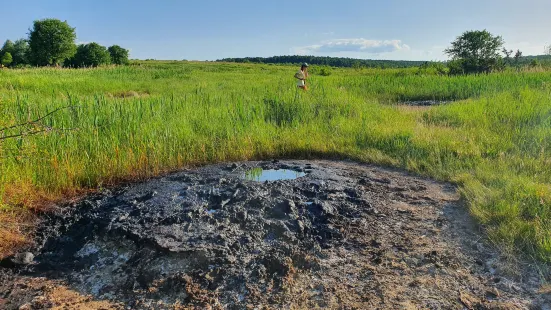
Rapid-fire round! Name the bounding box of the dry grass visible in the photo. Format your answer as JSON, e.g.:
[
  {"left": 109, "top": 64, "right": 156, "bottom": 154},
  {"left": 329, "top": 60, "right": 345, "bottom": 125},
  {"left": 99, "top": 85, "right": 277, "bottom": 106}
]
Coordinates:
[{"left": 0, "top": 209, "right": 35, "bottom": 258}]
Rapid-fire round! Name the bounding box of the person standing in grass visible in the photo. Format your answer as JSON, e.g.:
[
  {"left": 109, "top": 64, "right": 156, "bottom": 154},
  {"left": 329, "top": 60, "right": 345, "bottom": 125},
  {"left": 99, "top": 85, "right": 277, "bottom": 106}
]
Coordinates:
[{"left": 295, "top": 63, "right": 309, "bottom": 90}]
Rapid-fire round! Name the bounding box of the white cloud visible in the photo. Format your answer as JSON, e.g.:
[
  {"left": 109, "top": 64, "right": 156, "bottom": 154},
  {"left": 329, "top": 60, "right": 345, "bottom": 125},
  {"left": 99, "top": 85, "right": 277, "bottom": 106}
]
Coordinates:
[{"left": 295, "top": 38, "right": 410, "bottom": 55}]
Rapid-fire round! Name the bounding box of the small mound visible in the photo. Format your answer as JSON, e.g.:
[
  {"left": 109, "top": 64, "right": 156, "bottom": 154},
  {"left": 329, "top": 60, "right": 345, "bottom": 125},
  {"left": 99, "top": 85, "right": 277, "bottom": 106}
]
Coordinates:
[{"left": 0, "top": 161, "right": 546, "bottom": 309}]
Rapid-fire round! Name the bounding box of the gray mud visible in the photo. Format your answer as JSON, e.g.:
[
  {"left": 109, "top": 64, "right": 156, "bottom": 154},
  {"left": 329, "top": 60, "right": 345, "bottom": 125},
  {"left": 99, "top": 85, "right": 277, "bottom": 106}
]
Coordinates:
[{"left": 0, "top": 160, "right": 549, "bottom": 309}]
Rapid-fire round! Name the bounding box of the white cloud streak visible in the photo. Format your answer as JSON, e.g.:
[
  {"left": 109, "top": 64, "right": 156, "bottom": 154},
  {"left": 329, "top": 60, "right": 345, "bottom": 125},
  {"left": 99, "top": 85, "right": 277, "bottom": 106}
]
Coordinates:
[{"left": 295, "top": 38, "right": 410, "bottom": 55}]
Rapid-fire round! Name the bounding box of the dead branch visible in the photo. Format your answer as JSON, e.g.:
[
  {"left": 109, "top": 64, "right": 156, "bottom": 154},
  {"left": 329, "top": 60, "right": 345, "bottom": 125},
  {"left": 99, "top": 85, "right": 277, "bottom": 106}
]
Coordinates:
[
  {"left": 0, "top": 105, "right": 74, "bottom": 133},
  {"left": 0, "top": 105, "right": 79, "bottom": 142}
]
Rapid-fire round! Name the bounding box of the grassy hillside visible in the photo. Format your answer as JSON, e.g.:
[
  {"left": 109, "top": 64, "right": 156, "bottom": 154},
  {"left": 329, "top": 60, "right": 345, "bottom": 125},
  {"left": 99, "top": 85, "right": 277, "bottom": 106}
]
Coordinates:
[{"left": 1, "top": 61, "right": 551, "bottom": 262}]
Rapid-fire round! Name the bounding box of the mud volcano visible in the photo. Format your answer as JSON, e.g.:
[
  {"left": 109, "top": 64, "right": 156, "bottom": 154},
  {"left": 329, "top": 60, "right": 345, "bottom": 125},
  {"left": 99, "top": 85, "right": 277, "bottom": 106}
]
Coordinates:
[{"left": 1, "top": 161, "right": 547, "bottom": 309}]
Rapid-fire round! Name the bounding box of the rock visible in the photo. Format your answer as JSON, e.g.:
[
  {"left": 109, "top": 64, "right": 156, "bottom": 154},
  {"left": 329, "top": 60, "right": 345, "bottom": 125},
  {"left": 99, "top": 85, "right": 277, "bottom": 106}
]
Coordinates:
[
  {"left": 1, "top": 252, "right": 34, "bottom": 268},
  {"left": 18, "top": 303, "right": 32, "bottom": 310}
]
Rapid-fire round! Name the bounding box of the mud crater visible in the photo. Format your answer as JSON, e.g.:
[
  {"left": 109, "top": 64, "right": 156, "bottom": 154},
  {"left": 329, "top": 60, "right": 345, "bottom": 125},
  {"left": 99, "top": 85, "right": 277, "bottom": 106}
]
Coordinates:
[{"left": 1, "top": 160, "right": 548, "bottom": 309}]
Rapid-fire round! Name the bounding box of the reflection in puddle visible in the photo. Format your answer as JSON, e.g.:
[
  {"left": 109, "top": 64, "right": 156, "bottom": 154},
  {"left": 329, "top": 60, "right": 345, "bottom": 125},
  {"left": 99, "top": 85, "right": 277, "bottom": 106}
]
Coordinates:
[{"left": 243, "top": 168, "right": 306, "bottom": 182}]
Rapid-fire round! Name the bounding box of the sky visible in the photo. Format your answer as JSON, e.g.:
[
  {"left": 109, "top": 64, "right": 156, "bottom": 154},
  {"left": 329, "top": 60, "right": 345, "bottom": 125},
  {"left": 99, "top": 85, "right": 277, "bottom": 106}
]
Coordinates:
[{"left": 2, "top": 0, "right": 550, "bottom": 61}]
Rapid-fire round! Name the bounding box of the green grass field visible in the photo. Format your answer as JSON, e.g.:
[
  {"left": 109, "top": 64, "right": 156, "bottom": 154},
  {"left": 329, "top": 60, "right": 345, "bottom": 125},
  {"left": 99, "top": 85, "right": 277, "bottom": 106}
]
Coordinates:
[{"left": 1, "top": 61, "right": 551, "bottom": 262}]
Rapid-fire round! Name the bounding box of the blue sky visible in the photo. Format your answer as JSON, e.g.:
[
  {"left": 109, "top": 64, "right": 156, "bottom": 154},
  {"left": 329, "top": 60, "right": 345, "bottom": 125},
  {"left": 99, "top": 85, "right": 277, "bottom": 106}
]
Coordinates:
[{"left": 2, "top": 0, "right": 550, "bottom": 61}]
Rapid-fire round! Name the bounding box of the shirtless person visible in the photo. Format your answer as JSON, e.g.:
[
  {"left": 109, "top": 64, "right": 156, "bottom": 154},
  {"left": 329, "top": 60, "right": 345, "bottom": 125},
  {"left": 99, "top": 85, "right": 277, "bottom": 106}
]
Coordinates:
[{"left": 294, "top": 63, "right": 309, "bottom": 90}]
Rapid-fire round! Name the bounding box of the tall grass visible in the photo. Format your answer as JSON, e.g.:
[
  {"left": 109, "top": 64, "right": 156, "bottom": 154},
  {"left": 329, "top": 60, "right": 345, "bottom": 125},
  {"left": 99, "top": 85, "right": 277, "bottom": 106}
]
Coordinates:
[{"left": 1, "top": 62, "right": 551, "bottom": 261}]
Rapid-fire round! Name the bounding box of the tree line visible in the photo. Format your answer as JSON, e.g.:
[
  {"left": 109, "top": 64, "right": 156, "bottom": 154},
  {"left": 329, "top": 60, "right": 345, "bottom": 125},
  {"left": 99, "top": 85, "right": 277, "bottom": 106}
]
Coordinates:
[
  {"left": 217, "top": 56, "right": 426, "bottom": 69},
  {"left": 219, "top": 30, "right": 551, "bottom": 75},
  {"left": 0, "top": 19, "right": 129, "bottom": 68}
]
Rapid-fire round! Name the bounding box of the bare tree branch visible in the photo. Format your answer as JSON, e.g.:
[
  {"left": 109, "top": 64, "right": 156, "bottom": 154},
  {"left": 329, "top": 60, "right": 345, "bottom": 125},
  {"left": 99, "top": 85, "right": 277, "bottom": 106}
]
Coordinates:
[
  {"left": 0, "top": 105, "right": 81, "bottom": 144},
  {"left": 0, "top": 105, "right": 74, "bottom": 133},
  {"left": 0, "top": 130, "right": 49, "bottom": 140},
  {"left": 0, "top": 127, "right": 80, "bottom": 141}
]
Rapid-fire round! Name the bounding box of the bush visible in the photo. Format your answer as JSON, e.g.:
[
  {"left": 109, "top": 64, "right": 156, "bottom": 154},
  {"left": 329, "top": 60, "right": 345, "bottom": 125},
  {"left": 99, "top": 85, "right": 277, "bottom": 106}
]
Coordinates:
[
  {"left": 108, "top": 45, "right": 129, "bottom": 65},
  {"left": 1, "top": 52, "right": 13, "bottom": 67},
  {"left": 67, "top": 43, "right": 111, "bottom": 68},
  {"left": 319, "top": 67, "right": 332, "bottom": 76},
  {"left": 13, "top": 63, "right": 32, "bottom": 69},
  {"left": 310, "top": 65, "right": 332, "bottom": 76},
  {"left": 416, "top": 62, "right": 448, "bottom": 75},
  {"left": 447, "top": 60, "right": 465, "bottom": 75}
]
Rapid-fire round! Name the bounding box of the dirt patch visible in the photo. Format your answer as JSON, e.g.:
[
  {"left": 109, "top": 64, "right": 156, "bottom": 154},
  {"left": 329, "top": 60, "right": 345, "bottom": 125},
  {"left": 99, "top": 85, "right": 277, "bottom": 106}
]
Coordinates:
[
  {"left": 0, "top": 160, "right": 549, "bottom": 309},
  {"left": 0, "top": 273, "right": 121, "bottom": 309},
  {"left": 399, "top": 100, "right": 450, "bottom": 106},
  {"left": 107, "top": 91, "right": 150, "bottom": 99}
]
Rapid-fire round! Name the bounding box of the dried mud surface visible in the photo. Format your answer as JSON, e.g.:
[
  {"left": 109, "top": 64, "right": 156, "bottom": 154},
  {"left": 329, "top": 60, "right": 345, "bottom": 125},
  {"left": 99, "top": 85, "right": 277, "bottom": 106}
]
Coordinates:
[{"left": 1, "top": 160, "right": 549, "bottom": 309}]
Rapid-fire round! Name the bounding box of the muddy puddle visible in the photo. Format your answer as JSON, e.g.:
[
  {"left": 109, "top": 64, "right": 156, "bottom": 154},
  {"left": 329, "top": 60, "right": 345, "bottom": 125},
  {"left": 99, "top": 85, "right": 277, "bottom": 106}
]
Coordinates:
[
  {"left": 0, "top": 160, "right": 549, "bottom": 309},
  {"left": 243, "top": 168, "right": 306, "bottom": 182}
]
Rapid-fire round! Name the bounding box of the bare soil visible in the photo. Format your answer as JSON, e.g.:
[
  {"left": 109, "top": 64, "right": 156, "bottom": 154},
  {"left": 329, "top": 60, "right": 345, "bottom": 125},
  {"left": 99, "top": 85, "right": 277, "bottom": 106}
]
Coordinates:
[{"left": 1, "top": 160, "right": 549, "bottom": 309}]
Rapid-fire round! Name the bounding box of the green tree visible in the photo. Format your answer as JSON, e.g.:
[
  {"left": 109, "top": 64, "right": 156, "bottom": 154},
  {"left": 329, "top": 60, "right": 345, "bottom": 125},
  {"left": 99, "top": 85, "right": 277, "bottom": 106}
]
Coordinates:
[
  {"left": 28, "top": 19, "right": 77, "bottom": 66},
  {"left": 514, "top": 49, "right": 522, "bottom": 65},
  {"left": 1, "top": 40, "right": 15, "bottom": 55},
  {"left": 11, "top": 39, "right": 30, "bottom": 66},
  {"left": 1, "top": 52, "right": 13, "bottom": 67},
  {"left": 445, "top": 30, "right": 505, "bottom": 74},
  {"left": 502, "top": 48, "right": 513, "bottom": 65},
  {"left": 108, "top": 45, "right": 129, "bottom": 65},
  {"left": 545, "top": 45, "right": 551, "bottom": 56},
  {"left": 67, "top": 43, "right": 111, "bottom": 67}
]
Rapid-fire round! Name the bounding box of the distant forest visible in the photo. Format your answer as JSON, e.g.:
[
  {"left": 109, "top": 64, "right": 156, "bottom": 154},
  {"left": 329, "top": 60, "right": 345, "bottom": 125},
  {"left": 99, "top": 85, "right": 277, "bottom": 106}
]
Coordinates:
[
  {"left": 217, "top": 55, "right": 551, "bottom": 68},
  {"left": 217, "top": 55, "right": 425, "bottom": 68}
]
